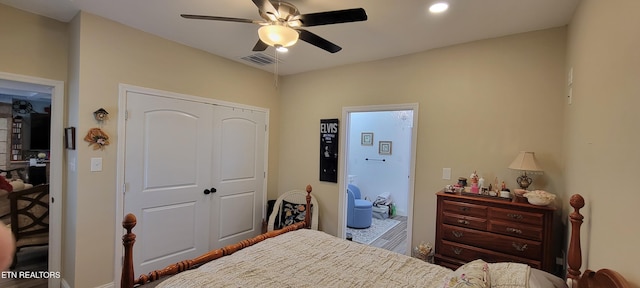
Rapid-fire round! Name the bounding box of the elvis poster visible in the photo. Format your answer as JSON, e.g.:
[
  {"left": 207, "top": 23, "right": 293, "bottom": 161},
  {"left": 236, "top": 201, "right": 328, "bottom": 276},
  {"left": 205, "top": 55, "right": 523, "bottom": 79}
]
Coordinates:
[{"left": 320, "top": 119, "right": 339, "bottom": 183}]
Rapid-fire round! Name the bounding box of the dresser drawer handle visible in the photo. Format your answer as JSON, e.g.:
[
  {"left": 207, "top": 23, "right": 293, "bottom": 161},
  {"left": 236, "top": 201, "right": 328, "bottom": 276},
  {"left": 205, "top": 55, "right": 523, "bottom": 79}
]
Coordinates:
[
  {"left": 451, "top": 231, "right": 464, "bottom": 238},
  {"left": 457, "top": 219, "right": 470, "bottom": 225},
  {"left": 452, "top": 247, "right": 463, "bottom": 255},
  {"left": 512, "top": 242, "right": 528, "bottom": 252},
  {"left": 459, "top": 207, "right": 470, "bottom": 212},
  {"left": 507, "top": 213, "right": 524, "bottom": 220},
  {"left": 506, "top": 227, "right": 523, "bottom": 234}
]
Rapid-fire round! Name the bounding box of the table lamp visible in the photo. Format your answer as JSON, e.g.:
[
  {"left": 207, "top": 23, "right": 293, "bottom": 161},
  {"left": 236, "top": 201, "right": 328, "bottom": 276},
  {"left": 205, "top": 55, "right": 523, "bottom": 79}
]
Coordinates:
[{"left": 508, "top": 151, "right": 543, "bottom": 190}]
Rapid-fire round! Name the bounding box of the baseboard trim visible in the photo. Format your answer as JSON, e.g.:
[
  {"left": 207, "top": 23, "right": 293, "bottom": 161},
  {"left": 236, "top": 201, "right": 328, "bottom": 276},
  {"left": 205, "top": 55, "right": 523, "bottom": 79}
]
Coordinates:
[{"left": 61, "top": 278, "right": 114, "bottom": 288}]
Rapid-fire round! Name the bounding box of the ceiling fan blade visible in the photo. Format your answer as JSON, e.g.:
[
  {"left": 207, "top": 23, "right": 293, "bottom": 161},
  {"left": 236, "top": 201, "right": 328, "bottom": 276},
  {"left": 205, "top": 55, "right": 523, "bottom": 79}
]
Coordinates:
[
  {"left": 251, "top": 0, "right": 279, "bottom": 17},
  {"left": 252, "top": 39, "right": 269, "bottom": 51},
  {"left": 181, "top": 14, "right": 262, "bottom": 24},
  {"left": 298, "top": 29, "right": 342, "bottom": 53},
  {"left": 299, "top": 8, "right": 367, "bottom": 27}
]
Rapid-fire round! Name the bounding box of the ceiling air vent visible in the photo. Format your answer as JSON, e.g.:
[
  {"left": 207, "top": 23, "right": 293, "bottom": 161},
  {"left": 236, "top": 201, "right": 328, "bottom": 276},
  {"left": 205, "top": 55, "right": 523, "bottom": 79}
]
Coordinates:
[{"left": 240, "top": 53, "right": 281, "bottom": 66}]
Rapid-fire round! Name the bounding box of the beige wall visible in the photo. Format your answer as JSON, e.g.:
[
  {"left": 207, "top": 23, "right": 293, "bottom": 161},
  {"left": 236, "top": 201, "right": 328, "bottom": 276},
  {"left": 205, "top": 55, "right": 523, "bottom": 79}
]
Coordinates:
[
  {"left": 0, "top": 4, "right": 68, "bottom": 81},
  {"left": 278, "top": 28, "right": 567, "bottom": 242},
  {"left": 4, "top": 1, "right": 639, "bottom": 286},
  {"left": 0, "top": 1, "right": 71, "bottom": 283},
  {"left": 66, "top": 12, "right": 280, "bottom": 287},
  {"left": 565, "top": 0, "right": 640, "bottom": 286}
]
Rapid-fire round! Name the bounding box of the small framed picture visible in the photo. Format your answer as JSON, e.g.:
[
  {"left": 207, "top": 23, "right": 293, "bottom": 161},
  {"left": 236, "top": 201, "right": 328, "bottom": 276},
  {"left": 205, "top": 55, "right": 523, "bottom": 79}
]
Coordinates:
[
  {"left": 379, "top": 141, "right": 392, "bottom": 155},
  {"left": 361, "top": 132, "right": 373, "bottom": 146},
  {"left": 65, "top": 127, "right": 76, "bottom": 150}
]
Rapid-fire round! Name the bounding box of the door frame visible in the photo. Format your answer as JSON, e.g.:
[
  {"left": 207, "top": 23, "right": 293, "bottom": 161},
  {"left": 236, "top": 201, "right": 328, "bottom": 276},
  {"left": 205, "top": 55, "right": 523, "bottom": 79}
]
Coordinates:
[
  {"left": 0, "top": 71, "right": 64, "bottom": 287},
  {"left": 337, "top": 103, "right": 419, "bottom": 255},
  {"left": 113, "top": 84, "right": 269, "bottom": 286}
]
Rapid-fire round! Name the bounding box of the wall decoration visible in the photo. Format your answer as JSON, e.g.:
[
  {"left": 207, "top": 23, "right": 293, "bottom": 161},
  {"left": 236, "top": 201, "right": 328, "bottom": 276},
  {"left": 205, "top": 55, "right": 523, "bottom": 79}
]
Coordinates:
[
  {"left": 320, "top": 118, "right": 339, "bottom": 183},
  {"left": 84, "top": 128, "right": 110, "bottom": 150},
  {"left": 361, "top": 132, "right": 373, "bottom": 146},
  {"left": 93, "top": 108, "right": 109, "bottom": 122},
  {"left": 379, "top": 141, "right": 392, "bottom": 155},
  {"left": 65, "top": 127, "right": 76, "bottom": 150}
]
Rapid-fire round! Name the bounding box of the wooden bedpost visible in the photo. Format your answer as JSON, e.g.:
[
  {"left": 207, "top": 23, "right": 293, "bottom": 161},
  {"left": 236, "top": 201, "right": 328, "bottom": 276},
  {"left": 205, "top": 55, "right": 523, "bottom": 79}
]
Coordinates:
[
  {"left": 305, "top": 185, "right": 312, "bottom": 229},
  {"left": 121, "top": 213, "right": 137, "bottom": 288},
  {"left": 567, "top": 194, "right": 585, "bottom": 283}
]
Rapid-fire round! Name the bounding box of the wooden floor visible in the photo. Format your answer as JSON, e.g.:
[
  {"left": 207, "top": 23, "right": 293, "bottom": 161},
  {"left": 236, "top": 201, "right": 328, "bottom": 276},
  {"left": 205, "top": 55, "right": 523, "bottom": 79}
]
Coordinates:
[
  {"left": 369, "top": 215, "right": 408, "bottom": 254},
  {"left": 0, "top": 246, "right": 48, "bottom": 288}
]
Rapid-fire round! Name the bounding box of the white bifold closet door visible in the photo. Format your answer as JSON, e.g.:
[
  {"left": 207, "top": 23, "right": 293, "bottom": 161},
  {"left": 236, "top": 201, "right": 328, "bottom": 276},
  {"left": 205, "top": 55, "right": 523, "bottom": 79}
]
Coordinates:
[{"left": 123, "top": 91, "right": 266, "bottom": 276}]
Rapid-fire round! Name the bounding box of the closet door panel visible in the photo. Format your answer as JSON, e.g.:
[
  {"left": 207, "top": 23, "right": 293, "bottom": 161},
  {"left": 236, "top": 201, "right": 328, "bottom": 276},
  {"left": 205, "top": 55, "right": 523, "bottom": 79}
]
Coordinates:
[
  {"left": 210, "top": 106, "right": 266, "bottom": 249},
  {"left": 124, "top": 91, "right": 213, "bottom": 276}
]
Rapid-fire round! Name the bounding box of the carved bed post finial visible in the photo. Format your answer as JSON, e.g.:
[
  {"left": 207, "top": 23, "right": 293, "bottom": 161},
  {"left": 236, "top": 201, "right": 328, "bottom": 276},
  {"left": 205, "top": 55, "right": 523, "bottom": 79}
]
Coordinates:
[
  {"left": 305, "top": 185, "right": 312, "bottom": 229},
  {"left": 122, "top": 213, "right": 137, "bottom": 288},
  {"left": 567, "top": 194, "right": 585, "bottom": 283}
]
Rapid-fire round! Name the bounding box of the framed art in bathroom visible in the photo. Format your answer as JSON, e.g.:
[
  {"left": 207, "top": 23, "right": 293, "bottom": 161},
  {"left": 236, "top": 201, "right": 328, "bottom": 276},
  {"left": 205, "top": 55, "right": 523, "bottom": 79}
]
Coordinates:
[
  {"left": 361, "top": 132, "right": 373, "bottom": 146},
  {"left": 379, "top": 141, "right": 392, "bottom": 155}
]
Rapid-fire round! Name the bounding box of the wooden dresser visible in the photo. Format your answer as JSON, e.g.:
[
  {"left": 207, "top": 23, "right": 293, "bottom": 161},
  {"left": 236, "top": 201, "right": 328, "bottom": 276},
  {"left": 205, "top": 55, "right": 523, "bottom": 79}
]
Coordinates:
[{"left": 434, "top": 192, "right": 556, "bottom": 273}]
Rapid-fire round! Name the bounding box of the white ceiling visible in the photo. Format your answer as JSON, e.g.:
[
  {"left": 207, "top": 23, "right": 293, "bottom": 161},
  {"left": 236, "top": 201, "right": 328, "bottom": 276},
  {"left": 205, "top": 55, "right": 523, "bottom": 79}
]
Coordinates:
[{"left": 1, "top": 0, "right": 580, "bottom": 75}]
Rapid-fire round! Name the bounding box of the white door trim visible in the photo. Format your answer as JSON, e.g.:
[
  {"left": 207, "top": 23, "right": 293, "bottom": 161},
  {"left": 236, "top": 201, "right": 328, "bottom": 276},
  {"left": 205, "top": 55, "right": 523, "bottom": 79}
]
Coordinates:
[
  {"left": 0, "top": 71, "right": 64, "bottom": 287},
  {"left": 338, "top": 103, "right": 419, "bottom": 255},
  {"left": 114, "top": 84, "right": 269, "bottom": 287}
]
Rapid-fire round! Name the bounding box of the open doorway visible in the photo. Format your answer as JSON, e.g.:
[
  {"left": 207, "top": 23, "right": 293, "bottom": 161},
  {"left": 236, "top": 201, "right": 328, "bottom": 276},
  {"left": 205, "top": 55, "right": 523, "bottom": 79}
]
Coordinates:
[
  {"left": 0, "top": 73, "right": 63, "bottom": 288},
  {"left": 339, "top": 104, "right": 418, "bottom": 255}
]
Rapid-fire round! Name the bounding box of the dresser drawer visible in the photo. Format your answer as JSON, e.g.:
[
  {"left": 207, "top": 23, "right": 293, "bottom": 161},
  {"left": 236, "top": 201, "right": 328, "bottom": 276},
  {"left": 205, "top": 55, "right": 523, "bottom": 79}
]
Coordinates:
[
  {"left": 489, "top": 207, "right": 544, "bottom": 226},
  {"left": 439, "top": 240, "right": 541, "bottom": 269},
  {"left": 441, "top": 224, "right": 541, "bottom": 259},
  {"left": 443, "top": 200, "right": 487, "bottom": 218},
  {"left": 442, "top": 212, "right": 487, "bottom": 230},
  {"left": 436, "top": 192, "right": 555, "bottom": 273},
  {"left": 489, "top": 220, "right": 543, "bottom": 241}
]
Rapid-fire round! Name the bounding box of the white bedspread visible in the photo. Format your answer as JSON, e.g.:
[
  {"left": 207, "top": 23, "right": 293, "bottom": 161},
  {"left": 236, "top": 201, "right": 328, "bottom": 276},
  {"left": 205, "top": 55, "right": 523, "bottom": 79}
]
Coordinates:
[{"left": 156, "top": 229, "right": 545, "bottom": 288}]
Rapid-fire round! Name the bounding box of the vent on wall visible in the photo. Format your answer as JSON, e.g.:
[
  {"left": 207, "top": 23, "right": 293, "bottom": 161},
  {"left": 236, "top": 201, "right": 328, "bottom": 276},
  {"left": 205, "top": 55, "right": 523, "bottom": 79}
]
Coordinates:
[{"left": 240, "top": 53, "right": 281, "bottom": 66}]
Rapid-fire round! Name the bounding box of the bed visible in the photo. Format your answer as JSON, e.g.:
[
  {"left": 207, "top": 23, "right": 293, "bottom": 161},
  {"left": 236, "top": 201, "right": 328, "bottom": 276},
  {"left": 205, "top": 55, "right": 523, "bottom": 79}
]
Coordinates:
[{"left": 120, "top": 186, "right": 630, "bottom": 288}]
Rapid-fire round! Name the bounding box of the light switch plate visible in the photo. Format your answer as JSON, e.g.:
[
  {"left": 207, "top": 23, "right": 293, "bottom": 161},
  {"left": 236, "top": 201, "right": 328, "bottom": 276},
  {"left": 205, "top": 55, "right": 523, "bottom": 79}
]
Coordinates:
[
  {"left": 442, "top": 168, "right": 451, "bottom": 180},
  {"left": 91, "top": 157, "right": 103, "bottom": 172}
]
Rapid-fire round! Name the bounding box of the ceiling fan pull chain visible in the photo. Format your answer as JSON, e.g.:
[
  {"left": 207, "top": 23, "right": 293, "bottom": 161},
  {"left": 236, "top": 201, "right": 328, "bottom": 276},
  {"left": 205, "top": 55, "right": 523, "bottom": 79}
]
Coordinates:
[{"left": 274, "top": 50, "right": 279, "bottom": 88}]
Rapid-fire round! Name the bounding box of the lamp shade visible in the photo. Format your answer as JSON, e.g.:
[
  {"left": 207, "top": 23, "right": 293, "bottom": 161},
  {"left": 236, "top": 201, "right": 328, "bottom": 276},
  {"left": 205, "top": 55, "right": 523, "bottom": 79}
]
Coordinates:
[
  {"left": 258, "top": 25, "right": 299, "bottom": 48},
  {"left": 508, "top": 151, "right": 543, "bottom": 172}
]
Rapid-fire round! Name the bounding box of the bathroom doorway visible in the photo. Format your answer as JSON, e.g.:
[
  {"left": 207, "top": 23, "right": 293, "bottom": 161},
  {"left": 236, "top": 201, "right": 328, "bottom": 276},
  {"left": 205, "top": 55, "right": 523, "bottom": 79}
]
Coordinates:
[{"left": 338, "top": 103, "right": 418, "bottom": 255}]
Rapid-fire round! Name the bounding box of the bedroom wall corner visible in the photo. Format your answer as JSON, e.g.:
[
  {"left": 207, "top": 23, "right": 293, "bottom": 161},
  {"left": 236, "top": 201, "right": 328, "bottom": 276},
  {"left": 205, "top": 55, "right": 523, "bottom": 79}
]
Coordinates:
[
  {"left": 564, "top": 0, "right": 640, "bottom": 286},
  {"left": 0, "top": 3, "right": 71, "bottom": 286},
  {"left": 278, "top": 27, "right": 567, "bottom": 244},
  {"left": 69, "top": 11, "right": 280, "bottom": 287}
]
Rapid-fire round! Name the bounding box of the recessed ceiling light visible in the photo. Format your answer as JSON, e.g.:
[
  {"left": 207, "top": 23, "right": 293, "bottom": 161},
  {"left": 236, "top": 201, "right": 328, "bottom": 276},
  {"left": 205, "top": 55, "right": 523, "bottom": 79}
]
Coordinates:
[{"left": 429, "top": 2, "right": 449, "bottom": 13}]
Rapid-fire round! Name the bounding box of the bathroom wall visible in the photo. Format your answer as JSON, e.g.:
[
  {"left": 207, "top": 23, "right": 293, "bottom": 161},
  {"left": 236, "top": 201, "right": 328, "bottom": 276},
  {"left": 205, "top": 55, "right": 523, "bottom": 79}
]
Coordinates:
[{"left": 347, "top": 110, "right": 413, "bottom": 216}]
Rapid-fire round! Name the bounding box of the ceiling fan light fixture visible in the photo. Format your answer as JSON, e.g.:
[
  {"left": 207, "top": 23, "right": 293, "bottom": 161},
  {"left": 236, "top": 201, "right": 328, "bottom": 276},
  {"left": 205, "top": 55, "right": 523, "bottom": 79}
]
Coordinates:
[{"left": 258, "top": 24, "right": 299, "bottom": 48}]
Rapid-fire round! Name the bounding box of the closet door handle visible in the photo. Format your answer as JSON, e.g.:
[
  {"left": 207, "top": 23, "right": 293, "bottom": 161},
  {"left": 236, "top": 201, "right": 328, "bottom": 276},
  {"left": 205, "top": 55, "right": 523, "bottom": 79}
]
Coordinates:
[
  {"left": 210, "top": 188, "right": 217, "bottom": 193},
  {"left": 204, "top": 189, "right": 211, "bottom": 195}
]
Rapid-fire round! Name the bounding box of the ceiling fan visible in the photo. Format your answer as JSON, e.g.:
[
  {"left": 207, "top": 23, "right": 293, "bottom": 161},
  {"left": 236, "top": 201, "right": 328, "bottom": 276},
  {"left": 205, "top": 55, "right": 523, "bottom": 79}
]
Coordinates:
[{"left": 181, "top": 0, "right": 367, "bottom": 53}]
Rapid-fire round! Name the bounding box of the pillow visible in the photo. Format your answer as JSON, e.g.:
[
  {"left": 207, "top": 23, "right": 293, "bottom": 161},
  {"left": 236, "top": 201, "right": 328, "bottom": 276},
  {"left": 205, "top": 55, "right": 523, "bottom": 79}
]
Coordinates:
[
  {"left": 0, "top": 176, "right": 12, "bottom": 193},
  {"left": 442, "top": 259, "right": 491, "bottom": 288},
  {"left": 276, "top": 200, "right": 312, "bottom": 229}
]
